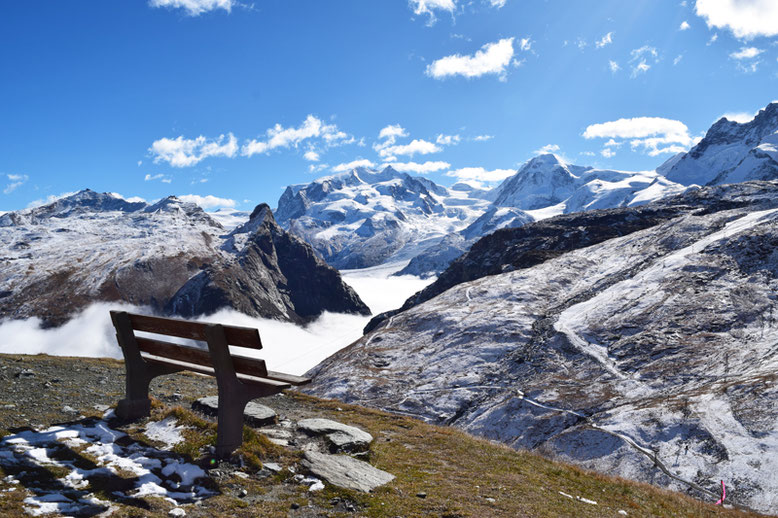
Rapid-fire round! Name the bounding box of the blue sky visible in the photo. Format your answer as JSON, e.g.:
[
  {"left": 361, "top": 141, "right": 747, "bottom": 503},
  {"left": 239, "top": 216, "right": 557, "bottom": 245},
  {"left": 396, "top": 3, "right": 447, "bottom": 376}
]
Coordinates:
[{"left": 2, "top": 0, "right": 777, "bottom": 211}]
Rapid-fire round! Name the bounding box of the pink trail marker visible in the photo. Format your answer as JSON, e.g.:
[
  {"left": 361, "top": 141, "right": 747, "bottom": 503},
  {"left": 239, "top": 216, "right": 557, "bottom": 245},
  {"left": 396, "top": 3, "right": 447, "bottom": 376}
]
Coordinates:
[{"left": 714, "top": 480, "right": 726, "bottom": 505}]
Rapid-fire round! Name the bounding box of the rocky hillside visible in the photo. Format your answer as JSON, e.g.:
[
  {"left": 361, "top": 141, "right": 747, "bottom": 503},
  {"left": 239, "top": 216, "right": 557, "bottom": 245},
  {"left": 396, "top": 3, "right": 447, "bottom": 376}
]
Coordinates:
[
  {"left": 307, "top": 180, "right": 778, "bottom": 514},
  {"left": 0, "top": 190, "right": 368, "bottom": 326},
  {"left": 0, "top": 354, "right": 757, "bottom": 517}
]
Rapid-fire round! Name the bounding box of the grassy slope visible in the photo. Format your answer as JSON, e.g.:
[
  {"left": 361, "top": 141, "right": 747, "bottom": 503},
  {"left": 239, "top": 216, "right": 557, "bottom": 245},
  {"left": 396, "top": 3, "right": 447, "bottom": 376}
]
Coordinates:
[{"left": 0, "top": 355, "right": 766, "bottom": 517}]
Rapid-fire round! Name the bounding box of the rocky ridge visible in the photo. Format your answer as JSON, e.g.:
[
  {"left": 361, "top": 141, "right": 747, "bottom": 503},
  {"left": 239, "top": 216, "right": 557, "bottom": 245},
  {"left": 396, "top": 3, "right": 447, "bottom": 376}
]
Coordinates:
[{"left": 0, "top": 190, "right": 368, "bottom": 326}]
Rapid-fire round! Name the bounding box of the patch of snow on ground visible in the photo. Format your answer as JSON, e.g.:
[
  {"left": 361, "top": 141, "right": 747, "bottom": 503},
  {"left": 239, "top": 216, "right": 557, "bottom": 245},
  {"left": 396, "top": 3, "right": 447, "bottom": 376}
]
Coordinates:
[
  {"left": 145, "top": 418, "right": 187, "bottom": 450},
  {"left": 0, "top": 419, "right": 214, "bottom": 516}
]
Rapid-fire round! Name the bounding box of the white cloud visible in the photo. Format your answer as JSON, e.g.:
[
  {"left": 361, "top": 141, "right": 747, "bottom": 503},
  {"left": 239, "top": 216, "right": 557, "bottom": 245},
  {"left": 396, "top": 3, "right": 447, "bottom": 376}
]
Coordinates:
[
  {"left": 378, "top": 138, "right": 442, "bottom": 158},
  {"left": 303, "top": 150, "right": 320, "bottom": 162},
  {"left": 426, "top": 38, "right": 516, "bottom": 80},
  {"left": 680, "top": 21, "right": 691, "bottom": 31},
  {"left": 518, "top": 37, "right": 532, "bottom": 51},
  {"left": 707, "top": 33, "right": 718, "bottom": 45},
  {"left": 383, "top": 160, "right": 450, "bottom": 174},
  {"left": 489, "top": 0, "right": 507, "bottom": 8},
  {"left": 436, "top": 134, "right": 461, "bottom": 145},
  {"left": 596, "top": 32, "right": 614, "bottom": 48},
  {"left": 583, "top": 116, "right": 693, "bottom": 156},
  {"left": 445, "top": 166, "right": 515, "bottom": 186},
  {"left": 730, "top": 46, "right": 763, "bottom": 59},
  {"left": 308, "top": 163, "right": 329, "bottom": 174},
  {"left": 580, "top": 151, "right": 596, "bottom": 157},
  {"left": 4, "top": 174, "right": 29, "bottom": 194},
  {"left": 242, "top": 115, "right": 351, "bottom": 158},
  {"left": 695, "top": 0, "right": 778, "bottom": 39},
  {"left": 410, "top": 0, "right": 456, "bottom": 24},
  {"left": 721, "top": 111, "right": 756, "bottom": 123},
  {"left": 177, "top": 194, "right": 236, "bottom": 209},
  {"left": 378, "top": 124, "right": 409, "bottom": 142},
  {"left": 673, "top": 54, "right": 684, "bottom": 65},
  {"left": 533, "top": 144, "right": 560, "bottom": 155},
  {"left": 332, "top": 159, "right": 375, "bottom": 172},
  {"left": 609, "top": 60, "right": 621, "bottom": 73},
  {"left": 149, "top": 133, "right": 237, "bottom": 167},
  {"left": 601, "top": 147, "right": 616, "bottom": 158},
  {"left": 473, "top": 134, "right": 494, "bottom": 141},
  {"left": 149, "top": 0, "right": 233, "bottom": 16},
  {"left": 144, "top": 173, "right": 172, "bottom": 184},
  {"left": 629, "top": 46, "right": 659, "bottom": 78}
]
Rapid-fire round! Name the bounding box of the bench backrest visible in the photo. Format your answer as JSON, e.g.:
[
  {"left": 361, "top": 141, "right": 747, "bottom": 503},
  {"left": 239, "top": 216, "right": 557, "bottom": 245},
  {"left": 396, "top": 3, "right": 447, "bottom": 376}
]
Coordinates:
[{"left": 110, "top": 311, "right": 268, "bottom": 378}]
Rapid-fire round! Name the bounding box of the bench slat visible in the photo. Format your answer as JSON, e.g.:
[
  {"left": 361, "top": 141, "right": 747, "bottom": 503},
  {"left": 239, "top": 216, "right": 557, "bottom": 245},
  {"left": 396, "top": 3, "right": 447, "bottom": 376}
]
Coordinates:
[
  {"left": 128, "top": 313, "right": 262, "bottom": 349},
  {"left": 136, "top": 337, "right": 269, "bottom": 378},
  {"left": 141, "top": 354, "right": 290, "bottom": 389},
  {"left": 265, "top": 370, "right": 311, "bottom": 386}
]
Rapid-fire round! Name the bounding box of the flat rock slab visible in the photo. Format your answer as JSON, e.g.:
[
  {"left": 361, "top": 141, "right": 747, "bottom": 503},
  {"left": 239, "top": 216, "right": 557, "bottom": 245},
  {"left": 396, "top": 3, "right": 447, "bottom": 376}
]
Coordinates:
[
  {"left": 297, "top": 418, "right": 373, "bottom": 452},
  {"left": 192, "top": 396, "right": 277, "bottom": 427},
  {"left": 302, "top": 451, "right": 394, "bottom": 492}
]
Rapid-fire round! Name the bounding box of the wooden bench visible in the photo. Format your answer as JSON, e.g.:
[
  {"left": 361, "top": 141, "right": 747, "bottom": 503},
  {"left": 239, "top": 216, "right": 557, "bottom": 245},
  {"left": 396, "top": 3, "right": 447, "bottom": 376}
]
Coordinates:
[{"left": 109, "top": 310, "right": 310, "bottom": 457}]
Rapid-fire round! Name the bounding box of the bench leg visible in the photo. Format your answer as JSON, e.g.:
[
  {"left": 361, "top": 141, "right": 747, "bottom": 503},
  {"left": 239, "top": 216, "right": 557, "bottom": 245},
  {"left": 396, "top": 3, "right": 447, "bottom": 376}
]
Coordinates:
[
  {"left": 116, "top": 370, "right": 154, "bottom": 420},
  {"left": 215, "top": 395, "right": 248, "bottom": 458}
]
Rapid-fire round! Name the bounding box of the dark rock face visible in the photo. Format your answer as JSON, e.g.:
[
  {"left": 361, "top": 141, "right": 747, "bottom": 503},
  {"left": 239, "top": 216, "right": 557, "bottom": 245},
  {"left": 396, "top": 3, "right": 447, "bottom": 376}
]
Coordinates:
[{"left": 167, "top": 205, "right": 369, "bottom": 322}]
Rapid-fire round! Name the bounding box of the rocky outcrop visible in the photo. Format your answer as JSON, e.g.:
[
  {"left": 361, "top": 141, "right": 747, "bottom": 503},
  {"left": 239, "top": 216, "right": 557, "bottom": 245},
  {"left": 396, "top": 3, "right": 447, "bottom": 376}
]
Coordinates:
[{"left": 166, "top": 204, "right": 369, "bottom": 322}]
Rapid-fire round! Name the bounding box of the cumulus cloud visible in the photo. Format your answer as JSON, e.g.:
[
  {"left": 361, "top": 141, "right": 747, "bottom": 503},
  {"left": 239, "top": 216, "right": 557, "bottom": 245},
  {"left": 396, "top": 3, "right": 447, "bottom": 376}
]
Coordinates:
[
  {"left": 730, "top": 47, "right": 763, "bottom": 60},
  {"left": 4, "top": 174, "right": 28, "bottom": 194},
  {"left": 144, "top": 173, "right": 172, "bottom": 184},
  {"left": 177, "top": 194, "right": 236, "bottom": 209},
  {"left": 426, "top": 38, "right": 516, "bottom": 80},
  {"left": 596, "top": 32, "right": 614, "bottom": 48},
  {"left": 383, "top": 160, "right": 450, "bottom": 174},
  {"left": 436, "top": 134, "right": 461, "bottom": 145},
  {"left": 609, "top": 60, "right": 621, "bottom": 73},
  {"left": 473, "top": 134, "right": 494, "bottom": 141},
  {"left": 707, "top": 33, "right": 718, "bottom": 45},
  {"left": 410, "top": 0, "right": 456, "bottom": 24},
  {"left": 378, "top": 139, "right": 442, "bottom": 159},
  {"left": 378, "top": 124, "right": 409, "bottom": 143},
  {"left": 583, "top": 117, "right": 693, "bottom": 156},
  {"left": 242, "top": 115, "right": 352, "bottom": 157},
  {"left": 679, "top": 21, "right": 690, "bottom": 31},
  {"left": 149, "top": 133, "right": 237, "bottom": 167},
  {"left": 489, "top": 0, "right": 507, "bottom": 8},
  {"left": 332, "top": 159, "right": 376, "bottom": 172},
  {"left": 445, "top": 166, "right": 515, "bottom": 187},
  {"left": 601, "top": 147, "right": 616, "bottom": 158},
  {"left": 149, "top": 0, "right": 233, "bottom": 16},
  {"left": 303, "top": 150, "right": 320, "bottom": 162},
  {"left": 695, "top": 0, "right": 778, "bottom": 39},
  {"left": 629, "top": 46, "right": 659, "bottom": 78}
]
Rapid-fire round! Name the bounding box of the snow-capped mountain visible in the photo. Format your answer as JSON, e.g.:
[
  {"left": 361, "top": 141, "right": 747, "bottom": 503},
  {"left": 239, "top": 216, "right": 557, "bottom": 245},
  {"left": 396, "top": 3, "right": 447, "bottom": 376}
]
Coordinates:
[
  {"left": 307, "top": 180, "right": 778, "bottom": 513},
  {"left": 0, "top": 190, "right": 368, "bottom": 326},
  {"left": 664, "top": 102, "right": 778, "bottom": 186},
  {"left": 274, "top": 166, "right": 492, "bottom": 269},
  {"left": 491, "top": 153, "right": 686, "bottom": 216},
  {"left": 398, "top": 154, "right": 686, "bottom": 277},
  {"left": 275, "top": 157, "right": 685, "bottom": 278}
]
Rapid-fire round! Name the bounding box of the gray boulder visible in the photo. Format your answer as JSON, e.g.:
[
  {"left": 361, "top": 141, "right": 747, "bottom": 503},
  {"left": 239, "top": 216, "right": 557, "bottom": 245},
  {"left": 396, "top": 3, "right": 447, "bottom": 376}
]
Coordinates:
[
  {"left": 302, "top": 451, "right": 394, "bottom": 492},
  {"left": 192, "top": 396, "right": 277, "bottom": 427},
  {"left": 297, "top": 418, "right": 373, "bottom": 452}
]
